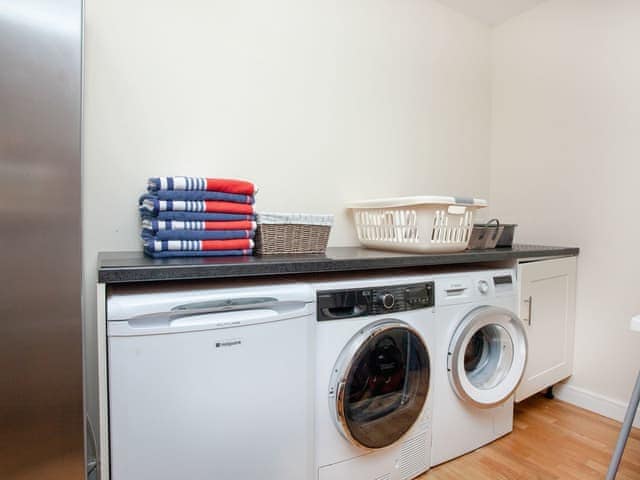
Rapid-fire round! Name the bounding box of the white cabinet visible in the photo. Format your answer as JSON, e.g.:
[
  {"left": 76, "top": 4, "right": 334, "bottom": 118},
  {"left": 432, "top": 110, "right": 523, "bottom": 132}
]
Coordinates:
[{"left": 515, "top": 256, "right": 577, "bottom": 402}]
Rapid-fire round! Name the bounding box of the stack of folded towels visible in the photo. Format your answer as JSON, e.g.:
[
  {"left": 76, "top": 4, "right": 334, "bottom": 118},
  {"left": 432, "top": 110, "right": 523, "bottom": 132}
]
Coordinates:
[{"left": 139, "top": 176, "right": 257, "bottom": 258}]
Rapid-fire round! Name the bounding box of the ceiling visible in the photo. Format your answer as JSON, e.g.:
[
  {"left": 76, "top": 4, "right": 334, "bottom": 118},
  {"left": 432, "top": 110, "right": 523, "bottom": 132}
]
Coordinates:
[{"left": 435, "top": 0, "right": 548, "bottom": 25}]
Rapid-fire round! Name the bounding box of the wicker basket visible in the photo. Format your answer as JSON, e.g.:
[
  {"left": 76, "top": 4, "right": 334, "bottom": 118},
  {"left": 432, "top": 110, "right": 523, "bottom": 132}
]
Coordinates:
[{"left": 255, "top": 213, "right": 333, "bottom": 255}]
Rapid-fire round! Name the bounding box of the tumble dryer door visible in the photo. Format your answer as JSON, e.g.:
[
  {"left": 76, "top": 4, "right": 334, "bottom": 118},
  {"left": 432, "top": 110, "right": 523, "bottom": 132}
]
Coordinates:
[
  {"left": 448, "top": 306, "right": 527, "bottom": 408},
  {"left": 331, "top": 320, "right": 430, "bottom": 449}
]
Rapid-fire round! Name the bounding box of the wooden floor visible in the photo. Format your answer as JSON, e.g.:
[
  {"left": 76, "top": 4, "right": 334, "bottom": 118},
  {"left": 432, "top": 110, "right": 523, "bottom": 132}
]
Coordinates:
[{"left": 420, "top": 394, "right": 640, "bottom": 479}]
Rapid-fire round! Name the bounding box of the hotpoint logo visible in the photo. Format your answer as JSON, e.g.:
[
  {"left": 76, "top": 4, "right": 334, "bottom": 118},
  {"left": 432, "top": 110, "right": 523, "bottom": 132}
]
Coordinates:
[{"left": 215, "top": 339, "right": 242, "bottom": 348}]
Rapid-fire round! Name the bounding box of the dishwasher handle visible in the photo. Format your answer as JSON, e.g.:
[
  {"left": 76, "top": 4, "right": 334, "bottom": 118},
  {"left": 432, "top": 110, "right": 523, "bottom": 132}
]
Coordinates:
[
  {"left": 125, "top": 297, "right": 285, "bottom": 323},
  {"left": 170, "top": 296, "right": 279, "bottom": 315},
  {"left": 108, "top": 300, "right": 313, "bottom": 337}
]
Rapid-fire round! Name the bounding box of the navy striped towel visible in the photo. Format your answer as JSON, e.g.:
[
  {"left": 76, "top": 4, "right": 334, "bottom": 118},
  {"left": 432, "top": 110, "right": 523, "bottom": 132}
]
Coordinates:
[
  {"left": 144, "top": 248, "right": 253, "bottom": 258},
  {"left": 140, "top": 191, "right": 254, "bottom": 204},
  {"left": 139, "top": 198, "right": 255, "bottom": 216},
  {"left": 140, "top": 211, "right": 256, "bottom": 222},
  {"left": 142, "top": 229, "right": 255, "bottom": 241}
]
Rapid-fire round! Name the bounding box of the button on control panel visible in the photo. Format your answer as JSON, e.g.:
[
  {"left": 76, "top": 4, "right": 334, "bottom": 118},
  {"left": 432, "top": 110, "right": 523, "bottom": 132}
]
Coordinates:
[{"left": 378, "top": 293, "right": 395, "bottom": 309}]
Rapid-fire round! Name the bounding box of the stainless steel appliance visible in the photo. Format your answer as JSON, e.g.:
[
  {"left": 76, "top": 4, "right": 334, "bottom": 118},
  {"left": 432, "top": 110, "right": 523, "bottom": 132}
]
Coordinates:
[{"left": 0, "top": 1, "right": 85, "bottom": 479}]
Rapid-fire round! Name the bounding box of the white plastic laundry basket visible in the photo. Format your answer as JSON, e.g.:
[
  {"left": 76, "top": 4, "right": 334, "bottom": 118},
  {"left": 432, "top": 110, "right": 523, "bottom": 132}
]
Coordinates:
[{"left": 348, "top": 196, "right": 488, "bottom": 253}]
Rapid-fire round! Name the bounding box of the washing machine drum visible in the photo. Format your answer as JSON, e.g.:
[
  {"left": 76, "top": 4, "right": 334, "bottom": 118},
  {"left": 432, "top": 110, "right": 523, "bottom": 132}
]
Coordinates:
[
  {"left": 332, "top": 320, "right": 430, "bottom": 450},
  {"left": 448, "top": 306, "right": 527, "bottom": 408}
]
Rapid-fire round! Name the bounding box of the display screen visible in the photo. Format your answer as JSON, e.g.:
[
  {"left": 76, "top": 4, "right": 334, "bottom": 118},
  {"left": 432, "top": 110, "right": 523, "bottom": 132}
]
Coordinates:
[{"left": 493, "top": 275, "right": 513, "bottom": 286}]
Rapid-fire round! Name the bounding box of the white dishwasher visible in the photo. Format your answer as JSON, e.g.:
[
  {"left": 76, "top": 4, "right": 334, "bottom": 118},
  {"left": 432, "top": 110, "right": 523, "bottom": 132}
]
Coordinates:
[{"left": 106, "top": 280, "right": 315, "bottom": 480}]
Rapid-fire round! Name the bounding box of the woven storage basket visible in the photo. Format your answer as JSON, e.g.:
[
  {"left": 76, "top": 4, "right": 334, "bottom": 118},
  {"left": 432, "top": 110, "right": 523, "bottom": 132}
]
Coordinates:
[{"left": 255, "top": 213, "right": 333, "bottom": 255}]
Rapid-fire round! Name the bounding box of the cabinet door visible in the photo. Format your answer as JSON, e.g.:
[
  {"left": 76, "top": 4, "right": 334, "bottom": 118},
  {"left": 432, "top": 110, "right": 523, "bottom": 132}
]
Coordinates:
[{"left": 515, "top": 256, "right": 577, "bottom": 402}]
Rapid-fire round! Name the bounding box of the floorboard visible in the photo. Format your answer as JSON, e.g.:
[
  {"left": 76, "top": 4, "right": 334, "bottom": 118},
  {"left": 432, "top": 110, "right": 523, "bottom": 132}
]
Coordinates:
[{"left": 420, "top": 394, "right": 640, "bottom": 479}]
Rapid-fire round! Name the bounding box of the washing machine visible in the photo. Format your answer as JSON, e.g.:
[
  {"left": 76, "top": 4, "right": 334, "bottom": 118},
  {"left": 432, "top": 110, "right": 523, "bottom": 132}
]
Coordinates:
[
  {"left": 430, "top": 268, "right": 527, "bottom": 466},
  {"left": 313, "top": 273, "right": 436, "bottom": 480}
]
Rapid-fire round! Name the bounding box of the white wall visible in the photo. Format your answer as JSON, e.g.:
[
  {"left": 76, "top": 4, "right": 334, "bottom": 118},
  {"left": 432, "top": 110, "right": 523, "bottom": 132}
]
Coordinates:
[
  {"left": 83, "top": 0, "right": 492, "bottom": 445},
  {"left": 491, "top": 0, "right": 640, "bottom": 423}
]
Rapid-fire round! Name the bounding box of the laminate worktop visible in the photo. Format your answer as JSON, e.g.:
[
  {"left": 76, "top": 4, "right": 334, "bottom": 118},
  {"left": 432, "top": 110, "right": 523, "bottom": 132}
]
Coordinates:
[{"left": 98, "top": 244, "right": 579, "bottom": 284}]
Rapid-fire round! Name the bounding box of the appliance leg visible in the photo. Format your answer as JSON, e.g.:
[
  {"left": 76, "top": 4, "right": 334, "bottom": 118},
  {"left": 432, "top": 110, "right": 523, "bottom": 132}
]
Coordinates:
[
  {"left": 606, "top": 370, "right": 640, "bottom": 480},
  {"left": 544, "top": 386, "right": 554, "bottom": 399}
]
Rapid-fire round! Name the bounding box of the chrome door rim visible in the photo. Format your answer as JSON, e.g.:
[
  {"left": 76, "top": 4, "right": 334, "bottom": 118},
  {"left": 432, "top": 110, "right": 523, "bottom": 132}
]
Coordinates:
[
  {"left": 448, "top": 306, "right": 527, "bottom": 408},
  {"left": 330, "top": 320, "right": 430, "bottom": 449}
]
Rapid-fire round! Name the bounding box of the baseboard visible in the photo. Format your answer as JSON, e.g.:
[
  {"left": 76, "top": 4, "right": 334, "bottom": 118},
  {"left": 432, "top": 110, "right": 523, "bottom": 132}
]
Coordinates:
[{"left": 554, "top": 382, "right": 640, "bottom": 429}]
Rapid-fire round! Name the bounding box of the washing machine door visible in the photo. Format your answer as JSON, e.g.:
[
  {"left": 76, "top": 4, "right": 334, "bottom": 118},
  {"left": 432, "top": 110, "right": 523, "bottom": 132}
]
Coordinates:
[
  {"left": 448, "top": 306, "right": 527, "bottom": 408},
  {"left": 331, "top": 320, "right": 430, "bottom": 450}
]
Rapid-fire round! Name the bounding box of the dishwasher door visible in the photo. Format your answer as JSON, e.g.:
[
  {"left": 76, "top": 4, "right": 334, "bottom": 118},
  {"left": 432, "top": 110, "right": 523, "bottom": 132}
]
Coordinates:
[{"left": 107, "top": 287, "right": 314, "bottom": 480}]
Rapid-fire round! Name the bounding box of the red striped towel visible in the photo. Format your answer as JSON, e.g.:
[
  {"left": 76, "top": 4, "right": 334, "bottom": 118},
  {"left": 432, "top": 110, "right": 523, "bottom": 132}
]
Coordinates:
[{"left": 148, "top": 177, "right": 256, "bottom": 195}]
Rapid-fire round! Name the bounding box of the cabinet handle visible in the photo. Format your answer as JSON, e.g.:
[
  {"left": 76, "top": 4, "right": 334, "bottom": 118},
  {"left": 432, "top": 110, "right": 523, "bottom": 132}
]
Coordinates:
[{"left": 523, "top": 296, "right": 533, "bottom": 326}]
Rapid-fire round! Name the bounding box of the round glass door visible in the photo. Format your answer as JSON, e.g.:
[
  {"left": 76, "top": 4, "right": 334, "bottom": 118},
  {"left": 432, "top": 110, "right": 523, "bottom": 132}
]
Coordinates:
[
  {"left": 448, "top": 306, "right": 527, "bottom": 408},
  {"left": 332, "top": 321, "right": 430, "bottom": 449}
]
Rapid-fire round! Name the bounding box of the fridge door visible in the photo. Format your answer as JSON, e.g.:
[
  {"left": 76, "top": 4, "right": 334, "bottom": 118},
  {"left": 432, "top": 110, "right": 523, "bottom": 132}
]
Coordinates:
[
  {"left": 0, "top": 1, "right": 84, "bottom": 478},
  {"left": 108, "top": 306, "right": 315, "bottom": 480}
]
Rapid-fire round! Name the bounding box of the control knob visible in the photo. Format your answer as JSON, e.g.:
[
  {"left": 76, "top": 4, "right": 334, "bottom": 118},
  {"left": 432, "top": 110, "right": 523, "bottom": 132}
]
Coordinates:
[
  {"left": 378, "top": 293, "right": 395, "bottom": 309},
  {"left": 478, "top": 280, "right": 490, "bottom": 294}
]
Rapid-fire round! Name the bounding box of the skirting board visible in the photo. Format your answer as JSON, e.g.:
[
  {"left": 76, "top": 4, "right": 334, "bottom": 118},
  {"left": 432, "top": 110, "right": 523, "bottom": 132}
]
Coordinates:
[{"left": 555, "top": 382, "right": 640, "bottom": 429}]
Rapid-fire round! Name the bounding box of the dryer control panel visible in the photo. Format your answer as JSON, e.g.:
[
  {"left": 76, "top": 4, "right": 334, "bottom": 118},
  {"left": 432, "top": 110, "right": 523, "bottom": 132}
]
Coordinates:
[{"left": 317, "top": 282, "right": 435, "bottom": 321}]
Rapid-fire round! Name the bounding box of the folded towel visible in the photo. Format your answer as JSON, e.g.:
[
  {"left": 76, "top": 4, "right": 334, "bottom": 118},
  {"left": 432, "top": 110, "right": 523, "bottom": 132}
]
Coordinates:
[
  {"left": 140, "top": 199, "right": 255, "bottom": 216},
  {"left": 142, "top": 218, "right": 257, "bottom": 232},
  {"left": 141, "top": 211, "right": 256, "bottom": 222},
  {"left": 144, "top": 248, "right": 253, "bottom": 258},
  {"left": 140, "top": 191, "right": 254, "bottom": 204},
  {"left": 142, "top": 229, "right": 255, "bottom": 241},
  {"left": 144, "top": 238, "right": 255, "bottom": 252},
  {"left": 148, "top": 177, "right": 256, "bottom": 195}
]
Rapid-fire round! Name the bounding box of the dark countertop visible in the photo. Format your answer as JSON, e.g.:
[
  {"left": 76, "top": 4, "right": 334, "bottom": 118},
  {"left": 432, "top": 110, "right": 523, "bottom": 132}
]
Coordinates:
[{"left": 98, "top": 244, "right": 579, "bottom": 284}]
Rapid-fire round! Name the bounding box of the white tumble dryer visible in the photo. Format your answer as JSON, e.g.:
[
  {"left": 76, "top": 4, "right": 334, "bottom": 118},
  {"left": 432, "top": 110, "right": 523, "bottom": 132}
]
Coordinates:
[
  {"left": 430, "top": 268, "right": 528, "bottom": 466},
  {"left": 313, "top": 273, "right": 436, "bottom": 480}
]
